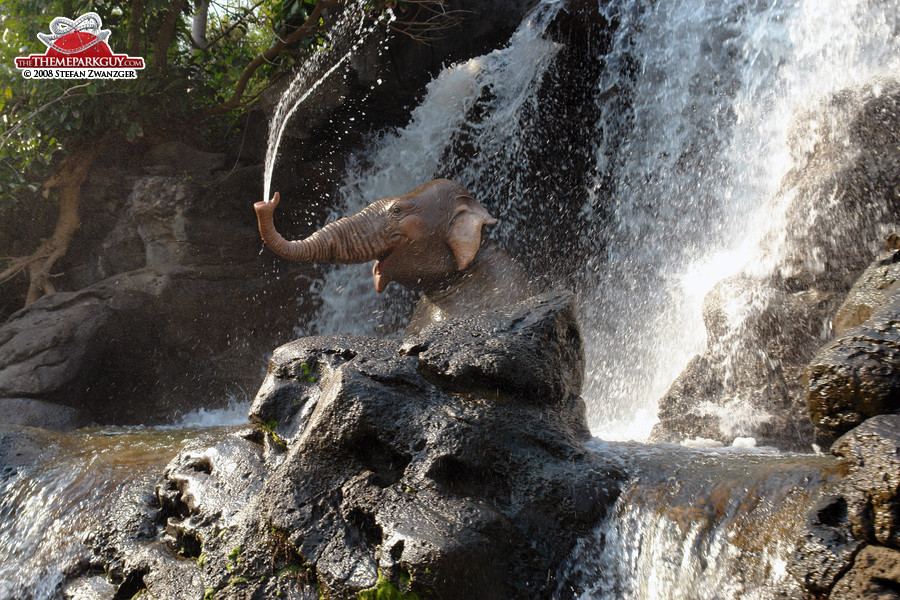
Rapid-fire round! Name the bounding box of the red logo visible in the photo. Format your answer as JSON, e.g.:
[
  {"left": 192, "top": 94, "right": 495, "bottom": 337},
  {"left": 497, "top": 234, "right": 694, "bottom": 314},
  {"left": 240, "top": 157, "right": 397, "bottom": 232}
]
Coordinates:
[{"left": 14, "top": 12, "right": 145, "bottom": 79}]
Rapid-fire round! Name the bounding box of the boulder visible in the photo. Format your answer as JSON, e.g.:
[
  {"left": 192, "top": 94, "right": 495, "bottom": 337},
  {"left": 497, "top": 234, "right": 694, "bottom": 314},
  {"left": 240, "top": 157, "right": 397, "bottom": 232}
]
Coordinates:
[
  {"left": 831, "top": 415, "right": 900, "bottom": 547},
  {"left": 84, "top": 293, "right": 622, "bottom": 599},
  {"left": 833, "top": 243, "right": 900, "bottom": 335},
  {"left": 805, "top": 282, "right": 900, "bottom": 442},
  {"left": 0, "top": 398, "right": 86, "bottom": 432},
  {"left": 0, "top": 263, "right": 304, "bottom": 426},
  {"left": 651, "top": 273, "right": 833, "bottom": 449},
  {"left": 789, "top": 415, "right": 900, "bottom": 597},
  {"left": 0, "top": 424, "right": 68, "bottom": 480},
  {"left": 830, "top": 545, "right": 900, "bottom": 600}
]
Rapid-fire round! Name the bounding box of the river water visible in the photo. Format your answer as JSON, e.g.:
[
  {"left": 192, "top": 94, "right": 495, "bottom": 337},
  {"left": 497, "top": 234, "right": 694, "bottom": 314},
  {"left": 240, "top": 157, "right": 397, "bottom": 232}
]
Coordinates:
[{"left": 5, "top": 0, "right": 899, "bottom": 597}]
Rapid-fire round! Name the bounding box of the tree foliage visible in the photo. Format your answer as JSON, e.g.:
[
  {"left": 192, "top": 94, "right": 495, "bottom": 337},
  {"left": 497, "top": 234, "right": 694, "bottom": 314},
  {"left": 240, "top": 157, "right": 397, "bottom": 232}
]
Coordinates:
[
  {"left": 0, "top": 0, "right": 445, "bottom": 311},
  {"left": 0, "top": 0, "right": 334, "bottom": 197}
]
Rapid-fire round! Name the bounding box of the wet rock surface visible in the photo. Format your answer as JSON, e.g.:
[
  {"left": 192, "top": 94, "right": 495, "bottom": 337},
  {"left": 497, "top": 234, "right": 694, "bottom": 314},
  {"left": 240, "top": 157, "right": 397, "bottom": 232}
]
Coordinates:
[
  {"left": 790, "top": 415, "right": 900, "bottom": 598},
  {"left": 81, "top": 293, "right": 622, "bottom": 599},
  {"left": 0, "top": 263, "right": 303, "bottom": 426},
  {"left": 833, "top": 247, "right": 900, "bottom": 336},
  {"left": 804, "top": 246, "right": 900, "bottom": 443}
]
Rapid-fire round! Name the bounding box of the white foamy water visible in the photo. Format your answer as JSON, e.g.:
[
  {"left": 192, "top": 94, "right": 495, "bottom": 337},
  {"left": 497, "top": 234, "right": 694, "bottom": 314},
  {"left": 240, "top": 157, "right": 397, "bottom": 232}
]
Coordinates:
[
  {"left": 557, "top": 441, "right": 841, "bottom": 600},
  {"left": 579, "top": 0, "right": 900, "bottom": 439}
]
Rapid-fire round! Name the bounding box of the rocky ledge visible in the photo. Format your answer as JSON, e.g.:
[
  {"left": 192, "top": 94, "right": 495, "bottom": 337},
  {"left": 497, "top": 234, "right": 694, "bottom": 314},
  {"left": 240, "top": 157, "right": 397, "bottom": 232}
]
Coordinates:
[{"left": 75, "top": 292, "right": 622, "bottom": 600}]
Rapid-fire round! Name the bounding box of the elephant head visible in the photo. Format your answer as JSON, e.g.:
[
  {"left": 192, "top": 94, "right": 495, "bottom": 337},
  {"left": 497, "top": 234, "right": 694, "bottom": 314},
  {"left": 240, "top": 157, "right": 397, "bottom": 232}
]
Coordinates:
[{"left": 253, "top": 179, "right": 499, "bottom": 293}]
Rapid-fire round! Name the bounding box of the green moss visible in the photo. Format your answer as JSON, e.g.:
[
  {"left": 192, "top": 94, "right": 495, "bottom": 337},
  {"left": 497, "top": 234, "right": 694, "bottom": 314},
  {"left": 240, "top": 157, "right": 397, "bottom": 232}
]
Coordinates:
[
  {"left": 203, "top": 589, "right": 215, "bottom": 600},
  {"left": 299, "top": 362, "right": 318, "bottom": 383},
  {"left": 357, "top": 571, "right": 420, "bottom": 600},
  {"left": 260, "top": 419, "right": 288, "bottom": 449},
  {"left": 228, "top": 546, "right": 243, "bottom": 561},
  {"left": 277, "top": 564, "right": 303, "bottom": 577}
]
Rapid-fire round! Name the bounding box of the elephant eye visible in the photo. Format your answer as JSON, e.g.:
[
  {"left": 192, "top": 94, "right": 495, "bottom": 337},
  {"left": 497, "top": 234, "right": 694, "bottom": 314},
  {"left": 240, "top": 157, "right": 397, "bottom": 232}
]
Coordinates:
[{"left": 391, "top": 204, "right": 404, "bottom": 215}]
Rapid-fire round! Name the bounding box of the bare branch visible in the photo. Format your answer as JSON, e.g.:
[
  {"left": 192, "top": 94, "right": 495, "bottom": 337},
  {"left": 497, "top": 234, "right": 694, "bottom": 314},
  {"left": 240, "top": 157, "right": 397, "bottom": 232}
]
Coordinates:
[{"left": 0, "top": 83, "right": 93, "bottom": 154}]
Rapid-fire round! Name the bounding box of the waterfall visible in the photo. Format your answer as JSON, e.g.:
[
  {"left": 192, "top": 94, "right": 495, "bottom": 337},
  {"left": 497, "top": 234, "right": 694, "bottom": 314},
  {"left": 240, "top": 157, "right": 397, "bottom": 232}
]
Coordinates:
[
  {"left": 0, "top": 430, "right": 197, "bottom": 600},
  {"left": 556, "top": 442, "right": 843, "bottom": 599},
  {"left": 297, "top": 0, "right": 900, "bottom": 443}
]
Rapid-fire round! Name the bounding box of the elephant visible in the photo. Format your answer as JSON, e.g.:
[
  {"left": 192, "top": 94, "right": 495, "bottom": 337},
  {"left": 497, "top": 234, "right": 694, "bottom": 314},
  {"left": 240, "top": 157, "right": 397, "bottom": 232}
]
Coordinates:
[{"left": 253, "top": 178, "right": 537, "bottom": 332}]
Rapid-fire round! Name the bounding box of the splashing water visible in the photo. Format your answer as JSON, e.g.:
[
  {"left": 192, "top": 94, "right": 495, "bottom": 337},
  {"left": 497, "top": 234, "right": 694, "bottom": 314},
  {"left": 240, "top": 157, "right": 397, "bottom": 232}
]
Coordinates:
[
  {"left": 297, "top": 0, "right": 566, "bottom": 337},
  {"left": 0, "top": 429, "right": 200, "bottom": 600},
  {"left": 290, "top": 0, "right": 900, "bottom": 443},
  {"left": 579, "top": 0, "right": 900, "bottom": 440},
  {"left": 262, "top": 2, "right": 387, "bottom": 203}
]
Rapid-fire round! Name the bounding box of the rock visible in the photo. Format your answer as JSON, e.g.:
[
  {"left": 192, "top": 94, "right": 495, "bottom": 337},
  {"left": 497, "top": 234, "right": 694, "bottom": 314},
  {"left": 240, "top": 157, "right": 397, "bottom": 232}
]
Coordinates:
[
  {"left": 651, "top": 273, "right": 832, "bottom": 449},
  {"left": 788, "top": 416, "right": 900, "bottom": 597},
  {"left": 63, "top": 575, "right": 116, "bottom": 600},
  {"left": 651, "top": 354, "right": 723, "bottom": 443},
  {"left": 86, "top": 293, "right": 622, "bottom": 600},
  {"left": 779, "top": 79, "right": 900, "bottom": 294},
  {"left": 400, "top": 291, "right": 585, "bottom": 408},
  {"left": 0, "top": 398, "right": 86, "bottom": 431},
  {"left": 0, "top": 425, "right": 68, "bottom": 479},
  {"left": 789, "top": 495, "right": 864, "bottom": 595},
  {"left": 831, "top": 545, "right": 900, "bottom": 599},
  {"left": 805, "top": 289, "right": 900, "bottom": 442},
  {"left": 831, "top": 415, "right": 900, "bottom": 546},
  {"left": 142, "top": 141, "right": 227, "bottom": 176},
  {"left": 0, "top": 264, "right": 305, "bottom": 426},
  {"left": 833, "top": 244, "right": 900, "bottom": 335},
  {"left": 127, "top": 176, "right": 190, "bottom": 268}
]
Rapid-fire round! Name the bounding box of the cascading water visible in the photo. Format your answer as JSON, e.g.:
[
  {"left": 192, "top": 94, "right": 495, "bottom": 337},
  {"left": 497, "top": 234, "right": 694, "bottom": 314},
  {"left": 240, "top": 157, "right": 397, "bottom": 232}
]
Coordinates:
[
  {"left": 294, "top": 0, "right": 900, "bottom": 443},
  {"left": 270, "top": 0, "right": 896, "bottom": 595},
  {"left": 557, "top": 442, "right": 844, "bottom": 599},
  {"left": 4, "top": 0, "right": 898, "bottom": 598},
  {"left": 0, "top": 429, "right": 209, "bottom": 600}
]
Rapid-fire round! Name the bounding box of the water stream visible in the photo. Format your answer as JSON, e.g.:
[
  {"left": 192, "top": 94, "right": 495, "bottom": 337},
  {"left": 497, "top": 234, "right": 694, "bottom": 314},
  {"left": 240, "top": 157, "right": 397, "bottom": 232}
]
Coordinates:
[{"left": 3, "top": 0, "right": 898, "bottom": 597}]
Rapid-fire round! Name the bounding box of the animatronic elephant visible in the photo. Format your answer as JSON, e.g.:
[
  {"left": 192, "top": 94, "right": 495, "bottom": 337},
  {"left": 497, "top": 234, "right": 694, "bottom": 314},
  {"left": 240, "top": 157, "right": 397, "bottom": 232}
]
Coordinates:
[{"left": 253, "top": 179, "right": 536, "bottom": 331}]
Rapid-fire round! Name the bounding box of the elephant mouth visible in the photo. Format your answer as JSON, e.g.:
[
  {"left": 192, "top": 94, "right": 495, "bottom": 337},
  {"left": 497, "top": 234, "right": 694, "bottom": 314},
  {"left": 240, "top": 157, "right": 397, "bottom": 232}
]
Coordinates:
[{"left": 372, "top": 239, "right": 402, "bottom": 293}]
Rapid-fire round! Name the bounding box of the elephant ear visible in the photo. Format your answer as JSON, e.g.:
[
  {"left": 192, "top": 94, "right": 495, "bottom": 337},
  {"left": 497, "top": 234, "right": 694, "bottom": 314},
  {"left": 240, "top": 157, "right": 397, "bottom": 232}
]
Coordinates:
[{"left": 447, "top": 194, "right": 498, "bottom": 271}]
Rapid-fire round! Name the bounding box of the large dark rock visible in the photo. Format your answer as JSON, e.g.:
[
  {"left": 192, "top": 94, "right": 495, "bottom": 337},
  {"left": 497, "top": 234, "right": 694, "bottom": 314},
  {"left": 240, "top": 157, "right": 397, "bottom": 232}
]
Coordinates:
[
  {"left": 831, "top": 415, "right": 900, "bottom": 547},
  {"left": 833, "top": 244, "right": 900, "bottom": 336},
  {"left": 789, "top": 415, "right": 900, "bottom": 597},
  {"left": 0, "top": 151, "right": 316, "bottom": 428},
  {"left": 805, "top": 278, "right": 900, "bottom": 442},
  {"left": 653, "top": 80, "right": 900, "bottom": 451},
  {"left": 84, "top": 293, "right": 622, "bottom": 599},
  {"left": 652, "top": 273, "right": 834, "bottom": 449},
  {"left": 0, "top": 425, "right": 68, "bottom": 479},
  {"left": 830, "top": 545, "right": 900, "bottom": 600},
  {"left": 0, "top": 262, "right": 304, "bottom": 426}
]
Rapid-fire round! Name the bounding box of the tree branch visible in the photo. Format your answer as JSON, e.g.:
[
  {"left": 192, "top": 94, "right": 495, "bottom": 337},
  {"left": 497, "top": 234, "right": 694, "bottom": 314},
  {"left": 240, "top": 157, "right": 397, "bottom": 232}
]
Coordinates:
[
  {"left": 0, "top": 83, "right": 93, "bottom": 155},
  {"left": 128, "top": 0, "right": 148, "bottom": 56},
  {"left": 210, "top": 0, "right": 344, "bottom": 114},
  {"left": 203, "top": 0, "right": 268, "bottom": 51},
  {"left": 153, "top": 0, "right": 188, "bottom": 69}
]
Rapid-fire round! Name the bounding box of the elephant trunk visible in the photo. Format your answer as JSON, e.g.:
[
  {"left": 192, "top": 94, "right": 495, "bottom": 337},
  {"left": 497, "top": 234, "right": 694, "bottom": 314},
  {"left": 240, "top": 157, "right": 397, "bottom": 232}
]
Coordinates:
[{"left": 254, "top": 194, "right": 392, "bottom": 264}]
